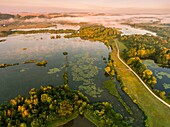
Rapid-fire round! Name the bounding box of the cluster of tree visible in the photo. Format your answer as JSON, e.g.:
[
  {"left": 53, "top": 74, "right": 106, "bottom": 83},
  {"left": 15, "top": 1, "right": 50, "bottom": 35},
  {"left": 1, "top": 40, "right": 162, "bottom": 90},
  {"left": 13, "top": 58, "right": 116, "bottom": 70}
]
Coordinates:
[
  {"left": 21, "top": 15, "right": 46, "bottom": 20},
  {"left": 0, "top": 63, "right": 19, "bottom": 68},
  {"left": 0, "top": 29, "right": 76, "bottom": 37},
  {"left": 104, "top": 59, "right": 116, "bottom": 78},
  {"left": 120, "top": 34, "right": 170, "bottom": 67},
  {"left": 127, "top": 57, "right": 157, "bottom": 88},
  {"left": 89, "top": 102, "right": 129, "bottom": 127},
  {"left": 0, "top": 85, "right": 89, "bottom": 126},
  {"left": 50, "top": 35, "right": 61, "bottom": 39},
  {"left": 64, "top": 25, "right": 121, "bottom": 43},
  {"left": 125, "top": 56, "right": 169, "bottom": 102},
  {"left": 130, "top": 23, "right": 170, "bottom": 41},
  {"left": 0, "top": 30, "right": 13, "bottom": 37},
  {"left": 13, "top": 29, "right": 76, "bottom": 35},
  {"left": 0, "top": 13, "right": 15, "bottom": 20},
  {"left": 0, "top": 13, "right": 47, "bottom": 20},
  {"left": 153, "top": 89, "right": 167, "bottom": 101},
  {"left": 22, "top": 60, "right": 47, "bottom": 66},
  {"left": 0, "top": 84, "right": 130, "bottom": 127}
]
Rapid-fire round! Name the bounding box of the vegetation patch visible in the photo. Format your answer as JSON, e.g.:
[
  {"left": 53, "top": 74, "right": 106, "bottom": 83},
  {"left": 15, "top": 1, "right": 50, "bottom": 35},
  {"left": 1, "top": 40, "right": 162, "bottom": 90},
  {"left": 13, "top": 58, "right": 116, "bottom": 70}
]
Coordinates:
[
  {"left": 113, "top": 39, "right": 170, "bottom": 127},
  {"left": 20, "top": 68, "right": 29, "bottom": 73},
  {"left": 0, "top": 39, "right": 6, "bottom": 42},
  {"left": 103, "top": 80, "right": 132, "bottom": 114},
  {"left": 70, "top": 54, "right": 103, "bottom": 97},
  {"left": 84, "top": 102, "right": 129, "bottom": 127},
  {"left": 163, "top": 83, "right": 170, "bottom": 89},
  {"left": 79, "top": 84, "right": 103, "bottom": 98},
  {"left": 157, "top": 72, "right": 170, "bottom": 79},
  {"left": 0, "top": 84, "right": 130, "bottom": 127},
  {"left": 0, "top": 63, "right": 19, "bottom": 68},
  {"left": 22, "top": 60, "right": 48, "bottom": 66},
  {"left": 47, "top": 68, "right": 61, "bottom": 74}
]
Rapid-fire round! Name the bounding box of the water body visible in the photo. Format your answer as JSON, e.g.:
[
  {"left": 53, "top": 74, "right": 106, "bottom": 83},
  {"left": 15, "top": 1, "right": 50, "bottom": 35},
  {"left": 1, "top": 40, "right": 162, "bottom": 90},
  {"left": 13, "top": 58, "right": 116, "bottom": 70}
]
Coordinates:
[
  {"left": 143, "top": 60, "right": 170, "bottom": 94},
  {"left": 61, "top": 116, "right": 95, "bottom": 127},
  {"left": 11, "top": 15, "right": 157, "bottom": 36},
  {"left": 12, "top": 24, "right": 80, "bottom": 31},
  {"left": 0, "top": 33, "right": 109, "bottom": 103},
  {"left": 0, "top": 33, "right": 145, "bottom": 126}
]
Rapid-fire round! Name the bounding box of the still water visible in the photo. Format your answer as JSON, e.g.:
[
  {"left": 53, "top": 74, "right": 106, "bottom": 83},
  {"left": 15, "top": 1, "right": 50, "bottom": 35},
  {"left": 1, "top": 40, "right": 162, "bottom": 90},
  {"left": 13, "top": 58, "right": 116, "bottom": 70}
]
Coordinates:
[{"left": 0, "top": 33, "right": 145, "bottom": 126}]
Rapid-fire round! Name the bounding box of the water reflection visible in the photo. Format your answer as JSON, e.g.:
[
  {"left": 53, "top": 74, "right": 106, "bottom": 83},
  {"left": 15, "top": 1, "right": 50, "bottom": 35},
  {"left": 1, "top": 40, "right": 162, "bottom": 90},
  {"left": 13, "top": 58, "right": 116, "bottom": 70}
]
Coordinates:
[
  {"left": 0, "top": 33, "right": 145, "bottom": 126},
  {"left": 60, "top": 116, "right": 95, "bottom": 127}
]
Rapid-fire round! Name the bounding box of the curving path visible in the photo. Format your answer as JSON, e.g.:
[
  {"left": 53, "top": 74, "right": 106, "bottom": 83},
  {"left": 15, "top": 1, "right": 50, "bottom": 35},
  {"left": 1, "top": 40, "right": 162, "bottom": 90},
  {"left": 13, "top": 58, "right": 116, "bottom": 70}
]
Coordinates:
[{"left": 115, "top": 41, "right": 170, "bottom": 108}]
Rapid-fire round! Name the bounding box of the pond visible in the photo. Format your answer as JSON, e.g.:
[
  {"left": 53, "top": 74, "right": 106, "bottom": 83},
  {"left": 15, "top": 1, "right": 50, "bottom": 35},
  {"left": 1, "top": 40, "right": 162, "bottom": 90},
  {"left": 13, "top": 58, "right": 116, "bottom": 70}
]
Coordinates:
[
  {"left": 0, "top": 33, "right": 145, "bottom": 126},
  {"left": 143, "top": 60, "right": 170, "bottom": 95}
]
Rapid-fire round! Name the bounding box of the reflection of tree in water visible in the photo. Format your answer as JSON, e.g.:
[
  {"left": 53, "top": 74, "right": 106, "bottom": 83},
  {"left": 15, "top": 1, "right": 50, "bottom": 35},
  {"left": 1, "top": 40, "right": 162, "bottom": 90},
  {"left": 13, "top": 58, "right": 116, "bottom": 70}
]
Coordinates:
[
  {"left": 70, "top": 53, "right": 103, "bottom": 98},
  {"left": 61, "top": 119, "right": 74, "bottom": 127},
  {"left": 63, "top": 52, "right": 69, "bottom": 85},
  {"left": 61, "top": 116, "right": 96, "bottom": 127}
]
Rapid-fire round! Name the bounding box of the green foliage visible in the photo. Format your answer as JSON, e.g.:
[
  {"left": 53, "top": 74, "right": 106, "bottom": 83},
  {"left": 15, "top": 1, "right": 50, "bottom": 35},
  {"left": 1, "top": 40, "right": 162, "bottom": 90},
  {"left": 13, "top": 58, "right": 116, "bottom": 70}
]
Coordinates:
[
  {"left": 0, "top": 85, "right": 89, "bottom": 126},
  {"left": 35, "top": 60, "right": 47, "bottom": 66},
  {"left": 0, "top": 84, "right": 129, "bottom": 127},
  {"left": 0, "top": 13, "right": 15, "bottom": 19},
  {"left": 63, "top": 52, "right": 68, "bottom": 55},
  {"left": 127, "top": 57, "right": 157, "bottom": 88},
  {"left": 104, "top": 60, "right": 115, "bottom": 77},
  {"left": 142, "top": 69, "right": 157, "bottom": 88},
  {"left": 120, "top": 34, "right": 170, "bottom": 67},
  {"left": 14, "top": 29, "right": 76, "bottom": 35},
  {"left": 0, "top": 63, "right": 19, "bottom": 68},
  {"left": 56, "top": 35, "right": 61, "bottom": 39},
  {"left": 58, "top": 100, "right": 73, "bottom": 117},
  {"left": 84, "top": 103, "right": 129, "bottom": 127},
  {"left": 50, "top": 36, "right": 55, "bottom": 39},
  {"left": 64, "top": 25, "right": 121, "bottom": 44},
  {"left": 22, "top": 60, "right": 48, "bottom": 66}
]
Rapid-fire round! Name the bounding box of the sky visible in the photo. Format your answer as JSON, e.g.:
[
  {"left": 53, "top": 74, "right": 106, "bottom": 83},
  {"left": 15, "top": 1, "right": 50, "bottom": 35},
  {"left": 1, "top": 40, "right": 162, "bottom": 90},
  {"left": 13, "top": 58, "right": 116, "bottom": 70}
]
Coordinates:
[{"left": 0, "top": 0, "right": 170, "bottom": 13}]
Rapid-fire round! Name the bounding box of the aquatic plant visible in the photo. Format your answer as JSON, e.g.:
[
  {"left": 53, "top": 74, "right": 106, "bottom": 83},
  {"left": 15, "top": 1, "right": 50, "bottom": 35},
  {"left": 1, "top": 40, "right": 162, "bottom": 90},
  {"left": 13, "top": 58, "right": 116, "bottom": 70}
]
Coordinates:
[
  {"left": 20, "top": 68, "right": 29, "bottom": 72},
  {"left": 163, "top": 83, "right": 170, "bottom": 89},
  {"left": 79, "top": 84, "right": 103, "bottom": 98},
  {"left": 47, "top": 68, "right": 61, "bottom": 74},
  {"left": 70, "top": 54, "right": 103, "bottom": 97}
]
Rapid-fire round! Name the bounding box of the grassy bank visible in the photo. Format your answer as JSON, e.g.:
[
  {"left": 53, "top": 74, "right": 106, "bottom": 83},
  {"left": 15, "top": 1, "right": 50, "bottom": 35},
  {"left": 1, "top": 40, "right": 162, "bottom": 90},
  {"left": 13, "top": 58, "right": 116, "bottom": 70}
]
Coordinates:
[
  {"left": 84, "top": 109, "right": 100, "bottom": 127},
  {"left": 103, "top": 80, "right": 132, "bottom": 114},
  {"left": 47, "top": 112, "right": 79, "bottom": 127},
  {"left": 112, "top": 39, "right": 170, "bottom": 127}
]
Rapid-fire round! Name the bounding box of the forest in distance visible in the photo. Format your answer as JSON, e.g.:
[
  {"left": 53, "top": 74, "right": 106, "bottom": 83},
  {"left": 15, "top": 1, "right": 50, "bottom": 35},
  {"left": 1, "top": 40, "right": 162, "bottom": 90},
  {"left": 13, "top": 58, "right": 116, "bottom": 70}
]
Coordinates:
[{"left": 0, "top": 11, "right": 170, "bottom": 127}]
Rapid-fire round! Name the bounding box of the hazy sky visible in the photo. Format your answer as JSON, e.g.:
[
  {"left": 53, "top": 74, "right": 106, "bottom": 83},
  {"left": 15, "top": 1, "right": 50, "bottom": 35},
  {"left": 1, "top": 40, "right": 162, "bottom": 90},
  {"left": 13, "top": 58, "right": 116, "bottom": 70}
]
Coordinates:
[{"left": 0, "top": 0, "right": 170, "bottom": 13}]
